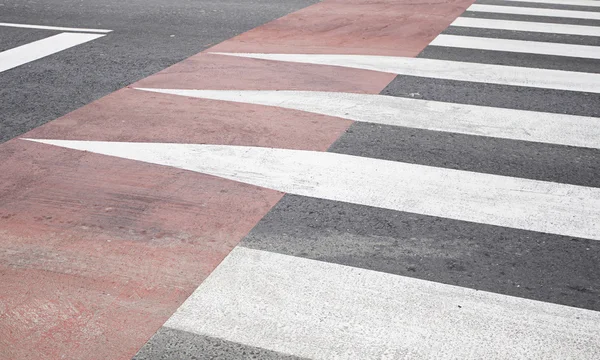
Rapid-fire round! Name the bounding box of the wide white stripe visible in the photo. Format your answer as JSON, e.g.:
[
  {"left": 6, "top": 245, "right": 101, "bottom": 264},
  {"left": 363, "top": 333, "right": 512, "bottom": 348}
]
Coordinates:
[
  {"left": 468, "top": 4, "right": 600, "bottom": 19},
  {"left": 430, "top": 34, "right": 600, "bottom": 59},
  {"left": 210, "top": 52, "right": 600, "bottom": 93},
  {"left": 135, "top": 89, "right": 600, "bottom": 149},
  {"left": 22, "top": 140, "right": 600, "bottom": 241},
  {"left": 0, "top": 33, "right": 105, "bottom": 74},
  {"left": 451, "top": 17, "right": 600, "bottom": 36},
  {"left": 165, "top": 246, "right": 600, "bottom": 359},
  {"left": 502, "top": 0, "right": 600, "bottom": 7},
  {"left": 0, "top": 22, "right": 112, "bottom": 33}
]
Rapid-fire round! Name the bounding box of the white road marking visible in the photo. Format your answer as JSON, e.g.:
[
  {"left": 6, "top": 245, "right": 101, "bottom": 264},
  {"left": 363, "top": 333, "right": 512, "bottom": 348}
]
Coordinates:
[
  {"left": 451, "top": 17, "right": 600, "bottom": 36},
  {"left": 22, "top": 139, "right": 600, "bottom": 241},
  {"left": 0, "top": 33, "right": 105, "bottom": 74},
  {"left": 501, "top": 0, "right": 600, "bottom": 7},
  {"left": 468, "top": 4, "right": 600, "bottom": 19},
  {"left": 135, "top": 88, "right": 600, "bottom": 149},
  {"left": 0, "top": 22, "right": 112, "bottom": 33},
  {"left": 165, "top": 246, "right": 600, "bottom": 359},
  {"left": 209, "top": 52, "right": 600, "bottom": 93},
  {"left": 430, "top": 34, "right": 600, "bottom": 59}
]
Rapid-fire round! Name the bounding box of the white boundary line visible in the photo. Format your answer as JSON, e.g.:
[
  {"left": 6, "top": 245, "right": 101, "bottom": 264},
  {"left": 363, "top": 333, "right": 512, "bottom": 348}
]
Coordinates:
[{"left": 0, "top": 22, "right": 112, "bottom": 33}]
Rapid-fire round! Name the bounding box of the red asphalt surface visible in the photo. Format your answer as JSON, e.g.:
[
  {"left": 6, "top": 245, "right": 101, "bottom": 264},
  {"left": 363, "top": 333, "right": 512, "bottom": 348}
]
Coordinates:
[{"left": 0, "top": 0, "right": 474, "bottom": 358}]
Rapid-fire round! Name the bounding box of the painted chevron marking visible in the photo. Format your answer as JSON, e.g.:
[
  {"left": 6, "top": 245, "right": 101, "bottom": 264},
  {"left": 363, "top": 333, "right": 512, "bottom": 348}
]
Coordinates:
[
  {"left": 22, "top": 139, "right": 600, "bottom": 241},
  {"left": 134, "top": 89, "right": 600, "bottom": 149},
  {"left": 0, "top": 33, "right": 105, "bottom": 74},
  {"left": 501, "top": 0, "right": 600, "bottom": 7},
  {"left": 165, "top": 246, "right": 600, "bottom": 359},
  {"left": 430, "top": 34, "right": 600, "bottom": 60},
  {"left": 451, "top": 17, "right": 600, "bottom": 36},
  {"left": 209, "top": 53, "right": 600, "bottom": 93},
  {"left": 467, "top": 4, "right": 600, "bottom": 20}
]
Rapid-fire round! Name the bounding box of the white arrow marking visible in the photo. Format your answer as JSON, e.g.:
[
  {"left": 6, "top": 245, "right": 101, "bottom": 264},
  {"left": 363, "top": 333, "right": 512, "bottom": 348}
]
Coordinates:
[
  {"left": 209, "top": 53, "right": 600, "bottom": 94},
  {"left": 134, "top": 88, "right": 600, "bottom": 149},
  {"left": 22, "top": 139, "right": 600, "bottom": 241}
]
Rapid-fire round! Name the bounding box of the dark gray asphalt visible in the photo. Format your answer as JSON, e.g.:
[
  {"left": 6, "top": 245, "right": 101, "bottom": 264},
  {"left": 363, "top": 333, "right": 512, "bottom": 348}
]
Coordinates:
[
  {"left": 4, "top": 0, "right": 600, "bottom": 358},
  {"left": 0, "top": 0, "right": 318, "bottom": 143},
  {"left": 134, "top": 327, "right": 306, "bottom": 360},
  {"left": 239, "top": 0, "right": 600, "bottom": 315}
]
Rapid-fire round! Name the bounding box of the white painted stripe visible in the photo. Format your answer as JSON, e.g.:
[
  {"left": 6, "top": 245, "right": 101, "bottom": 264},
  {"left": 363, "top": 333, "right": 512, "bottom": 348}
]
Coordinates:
[
  {"left": 135, "top": 89, "right": 600, "bottom": 149},
  {"left": 209, "top": 53, "right": 600, "bottom": 93},
  {"left": 0, "top": 33, "right": 105, "bottom": 74},
  {"left": 502, "top": 0, "right": 600, "bottom": 7},
  {"left": 165, "top": 246, "right": 600, "bottom": 359},
  {"left": 22, "top": 140, "right": 600, "bottom": 241},
  {"left": 468, "top": 4, "right": 600, "bottom": 19},
  {"left": 0, "top": 22, "right": 112, "bottom": 33},
  {"left": 430, "top": 34, "right": 600, "bottom": 59},
  {"left": 451, "top": 17, "right": 600, "bottom": 36}
]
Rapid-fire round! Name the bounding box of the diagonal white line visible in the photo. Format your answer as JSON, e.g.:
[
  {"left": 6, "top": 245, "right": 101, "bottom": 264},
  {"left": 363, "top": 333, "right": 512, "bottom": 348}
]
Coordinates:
[
  {"left": 209, "top": 52, "right": 600, "bottom": 93},
  {"left": 0, "top": 33, "right": 105, "bottom": 74},
  {"left": 135, "top": 88, "right": 600, "bottom": 149},
  {"left": 0, "top": 22, "right": 112, "bottom": 33},
  {"left": 21, "top": 139, "right": 600, "bottom": 241}
]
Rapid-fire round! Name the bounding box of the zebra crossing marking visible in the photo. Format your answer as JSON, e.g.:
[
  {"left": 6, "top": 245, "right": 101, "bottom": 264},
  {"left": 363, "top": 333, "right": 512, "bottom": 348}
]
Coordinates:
[
  {"left": 135, "top": 88, "right": 600, "bottom": 149},
  {"left": 500, "top": 0, "right": 600, "bottom": 7},
  {"left": 164, "top": 246, "right": 600, "bottom": 360},
  {"left": 430, "top": 34, "right": 600, "bottom": 59},
  {"left": 22, "top": 139, "right": 600, "bottom": 241},
  {"left": 451, "top": 17, "right": 600, "bottom": 36},
  {"left": 209, "top": 52, "right": 600, "bottom": 93},
  {"left": 467, "top": 4, "right": 600, "bottom": 20}
]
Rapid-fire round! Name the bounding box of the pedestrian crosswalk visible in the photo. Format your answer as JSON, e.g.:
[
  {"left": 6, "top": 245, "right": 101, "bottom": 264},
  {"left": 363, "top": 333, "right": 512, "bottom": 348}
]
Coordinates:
[
  {"left": 450, "top": 17, "right": 600, "bottom": 36},
  {"left": 24, "top": 0, "right": 600, "bottom": 358}
]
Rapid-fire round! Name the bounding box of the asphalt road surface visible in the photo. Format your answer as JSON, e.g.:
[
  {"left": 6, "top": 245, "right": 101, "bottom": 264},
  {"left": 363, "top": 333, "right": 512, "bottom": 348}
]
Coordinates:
[
  {"left": 0, "top": 0, "right": 318, "bottom": 143},
  {"left": 1, "top": 0, "right": 600, "bottom": 359}
]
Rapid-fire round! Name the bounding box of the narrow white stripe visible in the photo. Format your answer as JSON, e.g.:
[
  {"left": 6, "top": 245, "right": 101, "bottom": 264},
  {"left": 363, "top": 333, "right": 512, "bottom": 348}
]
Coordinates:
[
  {"left": 0, "top": 22, "right": 112, "bottom": 33},
  {"left": 468, "top": 4, "right": 600, "bottom": 19},
  {"left": 209, "top": 53, "right": 600, "bottom": 93},
  {"left": 502, "top": 0, "right": 600, "bottom": 7},
  {"left": 0, "top": 33, "right": 105, "bottom": 74},
  {"left": 165, "top": 247, "right": 600, "bottom": 359},
  {"left": 135, "top": 89, "right": 600, "bottom": 149},
  {"left": 22, "top": 140, "right": 600, "bottom": 241},
  {"left": 430, "top": 34, "right": 600, "bottom": 59},
  {"left": 451, "top": 17, "right": 600, "bottom": 36}
]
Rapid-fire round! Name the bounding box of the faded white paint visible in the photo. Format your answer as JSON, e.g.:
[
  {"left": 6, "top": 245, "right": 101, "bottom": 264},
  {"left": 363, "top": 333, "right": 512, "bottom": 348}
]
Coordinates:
[
  {"left": 135, "top": 89, "right": 600, "bottom": 149},
  {"left": 23, "top": 139, "right": 600, "bottom": 241},
  {"left": 501, "top": 0, "right": 600, "bottom": 7},
  {"left": 468, "top": 4, "right": 600, "bottom": 19},
  {"left": 0, "top": 22, "right": 112, "bottom": 33},
  {"left": 451, "top": 17, "right": 600, "bottom": 36},
  {"left": 430, "top": 34, "right": 600, "bottom": 59},
  {"left": 165, "top": 246, "right": 600, "bottom": 359},
  {"left": 209, "top": 53, "right": 600, "bottom": 93},
  {"left": 0, "top": 33, "right": 105, "bottom": 74}
]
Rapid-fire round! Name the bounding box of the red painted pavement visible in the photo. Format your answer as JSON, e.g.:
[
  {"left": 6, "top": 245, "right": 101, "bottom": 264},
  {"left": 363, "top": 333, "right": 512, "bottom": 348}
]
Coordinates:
[{"left": 0, "top": 0, "right": 475, "bottom": 358}]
